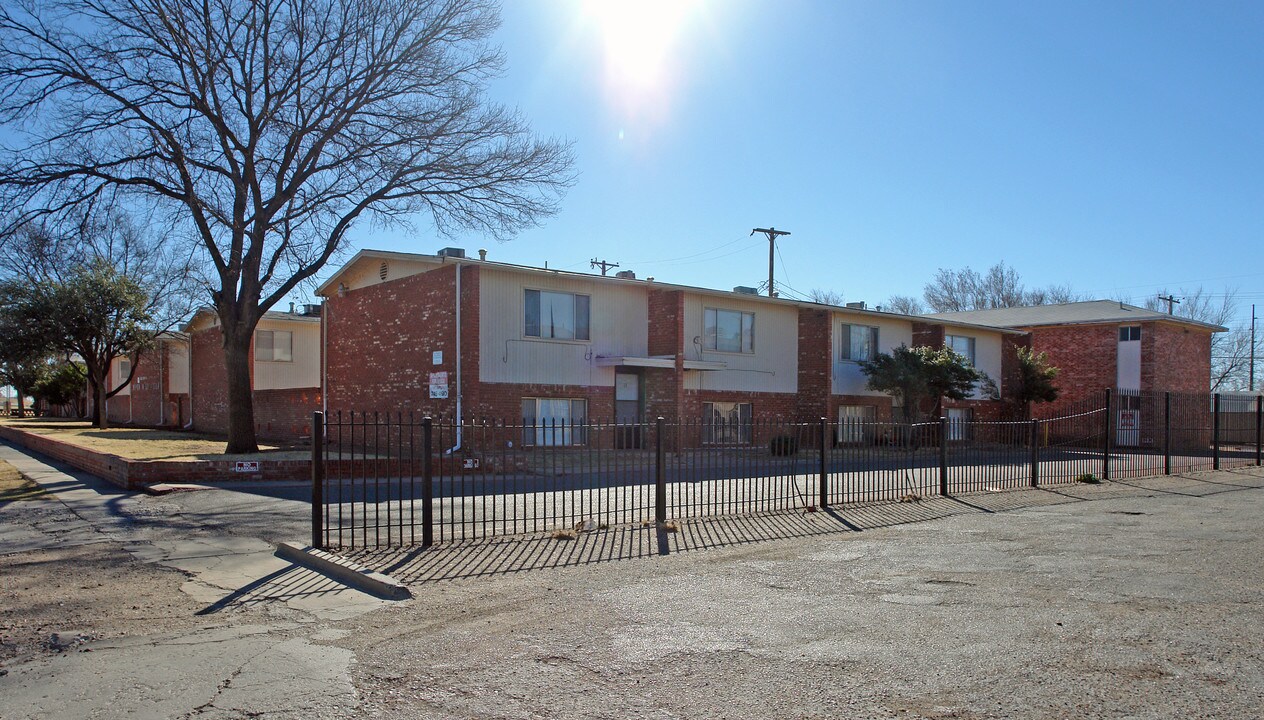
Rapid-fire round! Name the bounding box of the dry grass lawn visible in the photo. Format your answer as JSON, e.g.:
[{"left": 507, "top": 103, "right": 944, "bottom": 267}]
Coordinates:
[
  {"left": 0, "top": 417, "right": 308, "bottom": 462},
  {"left": 0, "top": 459, "right": 46, "bottom": 503}
]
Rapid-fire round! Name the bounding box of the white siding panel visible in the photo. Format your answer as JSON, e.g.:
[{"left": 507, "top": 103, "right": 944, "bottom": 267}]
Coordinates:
[
  {"left": 253, "top": 320, "right": 321, "bottom": 389},
  {"left": 941, "top": 324, "right": 1005, "bottom": 398},
  {"left": 832, "top": 313, "right": 914, "bottom": 396},
  {"left": 167, "top": 342, "right": 190, "bottom": 395},
  {"left": 342, "top": 257, "right": 442, "bottom": 291},
  {"left": 480, "top": 268, "right": 648, "bottom": 387},
  {"left": 683, "top": 294, "right": 797, "bottom": 393}
]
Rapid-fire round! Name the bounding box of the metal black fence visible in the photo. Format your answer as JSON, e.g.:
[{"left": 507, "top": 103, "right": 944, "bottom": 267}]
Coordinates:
[{"left": 312, "top": 390, "right": 1264, "bottom": 550}]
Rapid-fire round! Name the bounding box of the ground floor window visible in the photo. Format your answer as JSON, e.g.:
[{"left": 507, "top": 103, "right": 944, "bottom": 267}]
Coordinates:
[
  {"left": 522, "top": 398, "right": 587, "bottom": 446},
  {"left": 946, "top": 407, "right": 973, "bottom": 441},
  {"left": 837, "top": 404, "right": 877, "bottom": 444},
  {"left": 702, "top": 401, "right": 752, "bottom": 444}
]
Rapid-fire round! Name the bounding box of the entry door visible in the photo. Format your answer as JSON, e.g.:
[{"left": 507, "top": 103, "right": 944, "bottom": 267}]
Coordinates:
[
  {"left": 946, "top": 408, "right": 972, "bottom": 441},
  {"left": 615, "top": 371, "right": 643, "bottom": 448},
  {"left": 1116, "top": 393, "right": 1141, "bottom": 447}
]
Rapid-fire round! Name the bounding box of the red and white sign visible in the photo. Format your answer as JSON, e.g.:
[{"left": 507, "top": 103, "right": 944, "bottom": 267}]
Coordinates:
[{"left": 234, "top": 461, "right": 260, "bottom": 473}]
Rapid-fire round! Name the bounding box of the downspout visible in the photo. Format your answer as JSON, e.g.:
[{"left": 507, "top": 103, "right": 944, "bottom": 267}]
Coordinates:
[
  {"left": 446, "top": 261, "right": 463, "bottom": 455},
  {"left": 321, "top": 301, "right": 328, "bottom": 419}
]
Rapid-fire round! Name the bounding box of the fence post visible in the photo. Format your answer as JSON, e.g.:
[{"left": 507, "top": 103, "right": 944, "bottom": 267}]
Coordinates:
[
  {"left": 1103, "top": 388, "right": 1112, "bottom": 481},
  {"left": 1256, "top": 395, "right": 1262, "bottom": 467},
  {"left": 1164, "top": 392, "right": 1171, "bottom": 476},
  {"left": 819, "top": 417, "right": 828, "bottom": 510},
  {"left": 311, "top": 411, "right": 324, "bottom": 549},
  {"left": 938, "top": 416, "right": 949, "bottom": 497},
  {"left": 1029, "top": 418, "right": 1039, "bottom": 488},
  {"left": 1212, "top": 393, "right": 1221, "bottom": 471},
  {"left": 422, "top": 417, "right": 434, "bottom": 548},
  {"left": 655, "top": 417, "right": 666, "bottom": 526}
]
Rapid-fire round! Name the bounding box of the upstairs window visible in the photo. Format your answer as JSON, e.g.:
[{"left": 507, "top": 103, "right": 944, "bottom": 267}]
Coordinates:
[
  {"left": 525, "top": 289, "right": 590, "bottom": 341},
  {"left": 840, "top": 324, "right": 879, "bottom": 362},
  {"left": 116, "top": 359, "right": 131, "bottom": 382},
  {"left": 1119, "top": 326, "right": 1141, "bottom": 342},
  {"left": 945, "top": 334, "right": 976, "bottom": 366},
  {"left": 255, "top": 330, "right": 293, "bottom": 362},
  {"left": 704, "top": 308, "right": 755, "bottom": 353}
]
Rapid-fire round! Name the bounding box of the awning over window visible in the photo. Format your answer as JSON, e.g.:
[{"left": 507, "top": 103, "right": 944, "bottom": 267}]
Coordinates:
[{"left": 594, "top": 355, "right": 727, "bottom": 371}]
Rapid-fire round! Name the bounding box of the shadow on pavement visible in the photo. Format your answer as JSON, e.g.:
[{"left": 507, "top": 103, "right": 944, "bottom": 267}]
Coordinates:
[{"left": 349, "top": 469, "right": 1264, "bottom": 585}]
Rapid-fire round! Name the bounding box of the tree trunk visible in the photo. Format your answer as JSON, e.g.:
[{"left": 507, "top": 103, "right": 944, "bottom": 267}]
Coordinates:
[
  {"left": 16, "top": 392, "right": 25, "bottom": 417},
  {"left": 223, "top": 330, "right": 259, "bottom": 454},
  {"left": 93, "top": 375, "right": 109, "bottom": 429}
]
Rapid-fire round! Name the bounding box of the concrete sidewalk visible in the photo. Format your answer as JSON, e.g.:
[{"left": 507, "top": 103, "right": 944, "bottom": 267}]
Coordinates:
[{"left": 0, "top": 440, "right": 385, "bottom": 720}]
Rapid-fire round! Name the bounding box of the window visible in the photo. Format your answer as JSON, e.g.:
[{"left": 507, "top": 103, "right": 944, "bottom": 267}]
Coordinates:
[
  {"left": 702, "top": 401, "right": 752, "bottom": 444},
  {"left": 1119, "top": 326, "right": 1141, "bottom": 342},
  {"left": 525, "top": 289, "right": 590, "bottom": 341},
  {"left": 837, "top": 405, "right": 876, "bottom": 444},
  {"left": 946, "top": 407, "right": 973, "bottom": 441},
  {"left": 255, "top": 330, "right": 293, "bottom": 362},
  {"left": 945, "top": 334, "right": 976, "bottom": 366},
  {"left": 704, "top": 308, "right": 754, "bottom": 353},
  {"left": 839, "top": 324, "right": 879, "bottom": 362},
  {"left": 522, "top": 398, "right": 587, "bottom": 446},
  {"left": 117, "top": 359, "right": 131, "bottom": 380}
]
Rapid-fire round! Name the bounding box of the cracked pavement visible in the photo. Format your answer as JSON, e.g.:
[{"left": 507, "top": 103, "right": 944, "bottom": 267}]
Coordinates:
[{"left": 2, "top": 438, "right": 1263, "bottom": 718}]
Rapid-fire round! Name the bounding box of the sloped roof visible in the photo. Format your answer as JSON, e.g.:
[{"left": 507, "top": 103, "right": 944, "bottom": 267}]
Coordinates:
[{"left": 923, "top": 300, "right": 1226, "bottom": 332}]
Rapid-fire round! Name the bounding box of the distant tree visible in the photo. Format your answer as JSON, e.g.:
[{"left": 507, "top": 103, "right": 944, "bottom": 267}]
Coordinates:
[
  {"left": 1011, "top": 347, "right": 1060, "bottom": 418},
  {"left": 808, "top": 289, "right": 845, "bottom": 306},
  {"left": 32, "top": 360, "right": 87, "bottom": 416},
  {"left": 4, "top": 261, "right": 154, "bottom": 428},
  {"left": 1144, "top": 287, "right": 1250, "bottom": 392},
  {"left": 922, "top": 262, "right": 1083, "bottom": 312},
  {"left": 0, "top": 0, "right": 574, "bottom": 453},
  {"left": 860, "top": 345, "right": 984, "bottom": 423},
  {"left": 0, "top": 282, "right": 55, "bottom": 416},
  {"left": 883, "top": 294, "right": 925, "bottom": 315}
]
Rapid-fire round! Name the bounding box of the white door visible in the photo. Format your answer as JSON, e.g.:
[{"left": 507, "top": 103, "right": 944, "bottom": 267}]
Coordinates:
[
  {"left": 946, "top": 408, "right": 972, "bottom": 441},
  {"left": 1116, "top": 394, "right": 1141, "bottom": 447}
]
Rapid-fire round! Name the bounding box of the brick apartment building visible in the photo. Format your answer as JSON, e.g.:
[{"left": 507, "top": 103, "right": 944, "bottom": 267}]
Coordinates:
[
  {"left": 926, "top": 301, "right": 1224, "bottom": 447},
  {"left": 316, "top": 248, "right": 1026, "bottom": 446},
  {"left": 182, "top": 306, "right": 324, "bottom": 440},
  {"left": 105, "top": 333, "right": 190, "bottom": 427}
]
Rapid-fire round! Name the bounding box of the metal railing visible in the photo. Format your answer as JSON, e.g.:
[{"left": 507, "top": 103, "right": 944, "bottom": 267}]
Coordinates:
[{"left": 312, "top": 390, "right": 1264, "bottom": 550}]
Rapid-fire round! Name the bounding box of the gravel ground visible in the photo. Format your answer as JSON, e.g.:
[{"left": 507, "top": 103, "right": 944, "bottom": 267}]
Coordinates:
[
  {"left": 0, "top": 542, "right": 208, "bottom": 665},
  {"left": 335, "top": 468, "right": 1264, "bottom": 719}
]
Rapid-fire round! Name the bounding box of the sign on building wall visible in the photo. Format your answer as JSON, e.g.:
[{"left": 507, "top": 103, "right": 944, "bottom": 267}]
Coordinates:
[{"left": 429, "top": 371, "right": 449, "bottom": 399}]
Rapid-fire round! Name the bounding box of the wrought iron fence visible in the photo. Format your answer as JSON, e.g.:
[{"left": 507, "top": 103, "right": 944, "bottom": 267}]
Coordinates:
[{"left": 312, "top": 390, "right": 1264, "bottom": 550}]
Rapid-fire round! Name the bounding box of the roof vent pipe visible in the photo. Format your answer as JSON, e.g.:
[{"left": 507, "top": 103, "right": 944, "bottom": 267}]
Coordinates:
[{"left": 478, "top": 248, "right": 487, "bottom": 261}]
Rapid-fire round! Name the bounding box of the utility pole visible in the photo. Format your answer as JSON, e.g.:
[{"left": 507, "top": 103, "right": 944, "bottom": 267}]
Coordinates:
[
  {"left": 590, "top": 258, "right": 620, "bottom": 276},
  {"left": 1157, "top": 293, "right": 1181, "bottom": 315},
  {"left": 751, "top": 226, "right": 791, "bottom": 297}
]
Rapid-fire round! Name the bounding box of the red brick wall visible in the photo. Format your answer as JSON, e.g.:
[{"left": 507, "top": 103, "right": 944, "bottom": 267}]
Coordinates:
[
  {"left": 190, "top": 324, "right": 233, "bottom": 435},
  {"left": 912, "top": 322, "right": 945, "bottom": 349},
  {"left": 1000, "top": 334, "right": 1030, "bottom": 404},
  {"left": 645, "top": 288, "right": 685, "bottom": 423},
  {"left": 1145, "top": 322, "right": 1213, "bottom": 394},
  {"left": 324, "top": 263, "right": 479, "bottom": 419},
  {"left": 796, "top": 308, "right": 832, "bottom": 421},
  {"left": 254, "top": 387, "right": 322, "bottom": 440},
  {"left": 1026, "top": 324, "right": 1117, "bottom": 417}
]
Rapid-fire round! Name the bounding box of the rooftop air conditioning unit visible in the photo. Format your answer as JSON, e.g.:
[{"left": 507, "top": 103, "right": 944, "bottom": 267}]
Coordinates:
[
  {"left": 615, "top": 270, "right": 636, "bottom": 279},
  {"left": 437, "top": 247, "right": 466, "bottom": 259},
  {"left": 301, "top": 303, "right": 322, "bottom": 316},
  {"left": 845, "top": 301, "right": 866, "bottom": 310},
  {"left": 733, "top": 286, "right": 759, "bottom": 295}
]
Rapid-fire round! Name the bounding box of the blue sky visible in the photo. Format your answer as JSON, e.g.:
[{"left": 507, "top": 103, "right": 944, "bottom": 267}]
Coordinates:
[{"left": 328, "top": 0, "right": 1263, "bottom": 328}]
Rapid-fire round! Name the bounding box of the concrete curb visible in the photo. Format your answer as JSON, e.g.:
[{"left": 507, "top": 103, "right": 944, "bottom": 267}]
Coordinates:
[{"left": 275, "top": 541, "right": 411, "bottom": 600}]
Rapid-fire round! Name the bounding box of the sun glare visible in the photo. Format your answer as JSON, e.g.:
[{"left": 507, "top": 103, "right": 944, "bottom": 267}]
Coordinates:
[{"left": 581, "top": 0, "right": 705, "bottom": 111}]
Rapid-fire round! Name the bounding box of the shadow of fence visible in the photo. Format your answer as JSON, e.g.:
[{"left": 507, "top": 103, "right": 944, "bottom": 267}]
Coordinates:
[{"left": 347, "top": 467, "right": 1264, "bottom": 584}]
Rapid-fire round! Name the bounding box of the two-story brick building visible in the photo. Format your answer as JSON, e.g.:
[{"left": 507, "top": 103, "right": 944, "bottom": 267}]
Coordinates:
[{"left": 315, "top": 248, "right": 1024, "bottom": 446}]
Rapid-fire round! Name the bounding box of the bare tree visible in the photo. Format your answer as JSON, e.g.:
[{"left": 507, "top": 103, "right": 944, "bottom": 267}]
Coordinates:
[
  {"left": 923, "top": 262, "right": 1084, "bottom": 312},
  {"left": 1, "top": 211, "right": 196, "bottom": 425},
  {"left": 0, "top": 0, "right": 574, "bottom": 452},
  {"left": 808, "top": 288, "right": 845, "bottom": 306},
  {"left": 1144, "top": 287, "right": 1249, "bottom": 392},
  {"left": 882, "top": 294, "right": 925, "bottom": 315}
]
